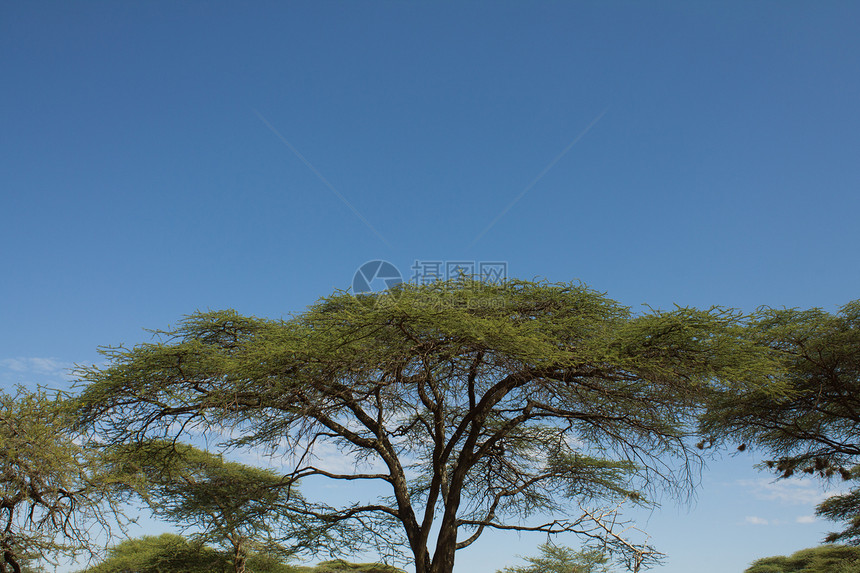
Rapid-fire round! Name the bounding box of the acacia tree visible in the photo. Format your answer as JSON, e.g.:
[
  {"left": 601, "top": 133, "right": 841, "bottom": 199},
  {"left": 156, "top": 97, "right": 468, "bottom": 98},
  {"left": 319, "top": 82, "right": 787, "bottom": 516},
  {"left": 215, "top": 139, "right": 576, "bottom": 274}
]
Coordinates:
[
  {"left": 498, "top": 542, "right": 612, "bottom": 573},
  {"left": 79, "top": 533, "right": 296, "bottom": 573},
  {"left": 80, "top": 533, "right": 231, "bottom": 573},
  {"left": 74, "top": 280, "right": 778, "bottom": 573},
  {"left": 0, "top": 388, "right": 120, "bottom": 573},
  {"left": 101, "top": 441, "right": 316, "bottom": 573},
  {"left": 744, "top": 544, "right": 860, "bottom": 573},
  {"left": 295, "top": 560, "right": 405, "bottom": 573},
  {"left": 700, "top": 301, "right": 860, "bottom": 542}
]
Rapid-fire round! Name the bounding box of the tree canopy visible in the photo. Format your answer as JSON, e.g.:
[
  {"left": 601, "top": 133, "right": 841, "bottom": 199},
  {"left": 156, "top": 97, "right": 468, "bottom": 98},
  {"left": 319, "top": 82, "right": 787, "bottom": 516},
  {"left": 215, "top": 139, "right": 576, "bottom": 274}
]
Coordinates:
[
  {"left": 497, "top": 542, "right": 613, "bottom": 573},
  {"left": 77, "top": 534, "right": 403, "bottom": 573},
  {"left": 79, "top": 533, "right": 230, "bottom": 573},
  {"left": 100, "top": 441, "right": 317, "bottom": 573},
  {"left": 700, "top": 301, "right": 860, "bottom": 543},
  {"left": 744, "top": 544, "right": 860, "bottom": 573},
  {"left": 0, "top": 388, "right": 119, "bottom": 573},
  {"left": 294, "top": 559, "right": 405, "bottom": 573},
  {"left": 77, "top": 533, "right": 295, "bottom": 573},
  {"left": 74, "top": 279, "right": 780, "bottom": 573}
]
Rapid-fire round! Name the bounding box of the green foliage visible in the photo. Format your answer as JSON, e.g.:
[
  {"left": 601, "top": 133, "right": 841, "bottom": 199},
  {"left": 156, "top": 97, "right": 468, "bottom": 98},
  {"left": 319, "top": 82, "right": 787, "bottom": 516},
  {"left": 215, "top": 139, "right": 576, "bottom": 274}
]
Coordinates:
[
  {"left": 701, "top": 301, "right": 860, "bottom": 543},
  {"left": 293, "top": 559, "right": 405, "bottom": 573},
  {"left": 79, "top": 534, "right": 402, "bottom": 573},
  {"left": 78, "top": 533, "right": 296, "bottom": 573},
  {"left": 498, "top": 542, "right": 612, "bottom": 573},
  {"left": 744, "top": 544, "right": 860, "bottom": 573},
  {"left": 101, "top": 441, "right": 311, "bottom": 572},
  {"left": 80, "top": 533, "right": 229, "bottom": 573},
  {"left": 817, "top": 480, "right": 860, "bottom": 543},
  {"left": 74, "top": 279, "right": 780, "bottom": 573},
  {"left": 0, "top": 387, "right": 119, "bottom": 572}
]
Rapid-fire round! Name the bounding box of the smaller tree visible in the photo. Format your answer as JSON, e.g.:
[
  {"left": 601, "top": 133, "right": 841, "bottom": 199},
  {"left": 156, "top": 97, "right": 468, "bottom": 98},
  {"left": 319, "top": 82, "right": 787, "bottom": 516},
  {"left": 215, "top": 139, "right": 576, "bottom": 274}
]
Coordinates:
[
  {"left": 744, "top": 545, "right": 860, "bottom": 573},
  {"left": 80, "top": 533, "right": 229, "bottom": 573},
  {"left": 78, "top": 533, "right": 297, "bottom": 573},
  {"left": 101, "top": 441, "right": 329, "bottom": 573},
  {"left": 0, "top": 387, "right": 119, "bottom": 573},
  {"left": 498, "top": 542, "right": 612, "bottom": 573},
  {"left": 295, "top": 560, "right": 405, "bottom": 573}
]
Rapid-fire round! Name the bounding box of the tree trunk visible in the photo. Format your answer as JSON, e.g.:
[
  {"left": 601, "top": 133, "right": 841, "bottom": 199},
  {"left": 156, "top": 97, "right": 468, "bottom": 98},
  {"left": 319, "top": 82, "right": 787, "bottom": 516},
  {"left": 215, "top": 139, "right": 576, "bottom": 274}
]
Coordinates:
[
  {"left": 412, "top": 543, "right": 432, "bottom": 573},
  {"left": 428, "top": 521, "right": 459, "bottom": 573},
  {"left": 429, "top": 551, "right": 456, "bottom": 573},
  {"left": 2, "top": 551, "right": 20, "bottom": 573},
  {"left": 412, "top": 544, "right": 456, "bottom": 573},
  {"left": 233, "top": 539, "right": 246, "bottom": 573}
]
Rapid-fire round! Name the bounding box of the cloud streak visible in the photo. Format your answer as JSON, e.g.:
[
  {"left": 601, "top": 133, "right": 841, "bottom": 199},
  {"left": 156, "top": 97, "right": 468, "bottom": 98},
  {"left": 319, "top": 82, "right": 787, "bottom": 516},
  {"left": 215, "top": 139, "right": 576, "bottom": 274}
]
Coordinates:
[
  {"left": 743, "top": 515, "right": 820, "bottom": 526},
  {"left": 0, "top": 357, "right": 74, "bottom": 383},
  {"left": 737, "top": 478, "right": 839, "bottom": 506},
  {"left": 470, "top": 107, "right": 608, "bottom": 247},
  {"left": 253, "top": 109, "right": 392, "bottom": 248}
]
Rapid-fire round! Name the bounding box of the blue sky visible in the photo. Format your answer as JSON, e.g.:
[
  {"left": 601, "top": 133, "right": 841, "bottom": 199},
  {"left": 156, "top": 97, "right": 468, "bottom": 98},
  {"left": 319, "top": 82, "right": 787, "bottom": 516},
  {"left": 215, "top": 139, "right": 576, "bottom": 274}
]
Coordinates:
[{"left": 2, "top": 1, "right": 860, "bottom": 571}]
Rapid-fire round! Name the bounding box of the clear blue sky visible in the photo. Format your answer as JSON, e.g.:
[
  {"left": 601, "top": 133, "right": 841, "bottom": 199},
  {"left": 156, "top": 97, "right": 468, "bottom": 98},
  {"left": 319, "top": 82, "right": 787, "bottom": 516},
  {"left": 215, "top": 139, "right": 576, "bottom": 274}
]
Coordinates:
[{"left": 2, "top": 2, "right": 859, "bottom": 572}]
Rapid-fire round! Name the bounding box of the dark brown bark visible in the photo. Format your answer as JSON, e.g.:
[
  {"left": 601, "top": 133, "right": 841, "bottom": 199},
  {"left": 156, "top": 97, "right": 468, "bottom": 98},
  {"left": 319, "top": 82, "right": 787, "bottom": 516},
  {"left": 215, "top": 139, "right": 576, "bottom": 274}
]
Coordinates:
[
  {"left": 1, "top": 549, "right": 20, "bottom": 573},
  {"left": 233, "top": 540, "right": 246, "bottom": 573}
]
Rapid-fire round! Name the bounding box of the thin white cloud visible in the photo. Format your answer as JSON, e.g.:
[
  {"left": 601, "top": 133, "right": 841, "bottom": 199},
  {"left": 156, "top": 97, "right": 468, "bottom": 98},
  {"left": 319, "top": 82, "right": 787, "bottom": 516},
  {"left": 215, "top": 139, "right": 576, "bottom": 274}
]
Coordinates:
[
  {"left": 737, "top": 478, "right": 835, "bottom": 506},
  {"left": 744, "top": 514, "right": 819, "bottom": 526},
  {"left": 0, "top": 357, "right": 74, "bottom": 382}
]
